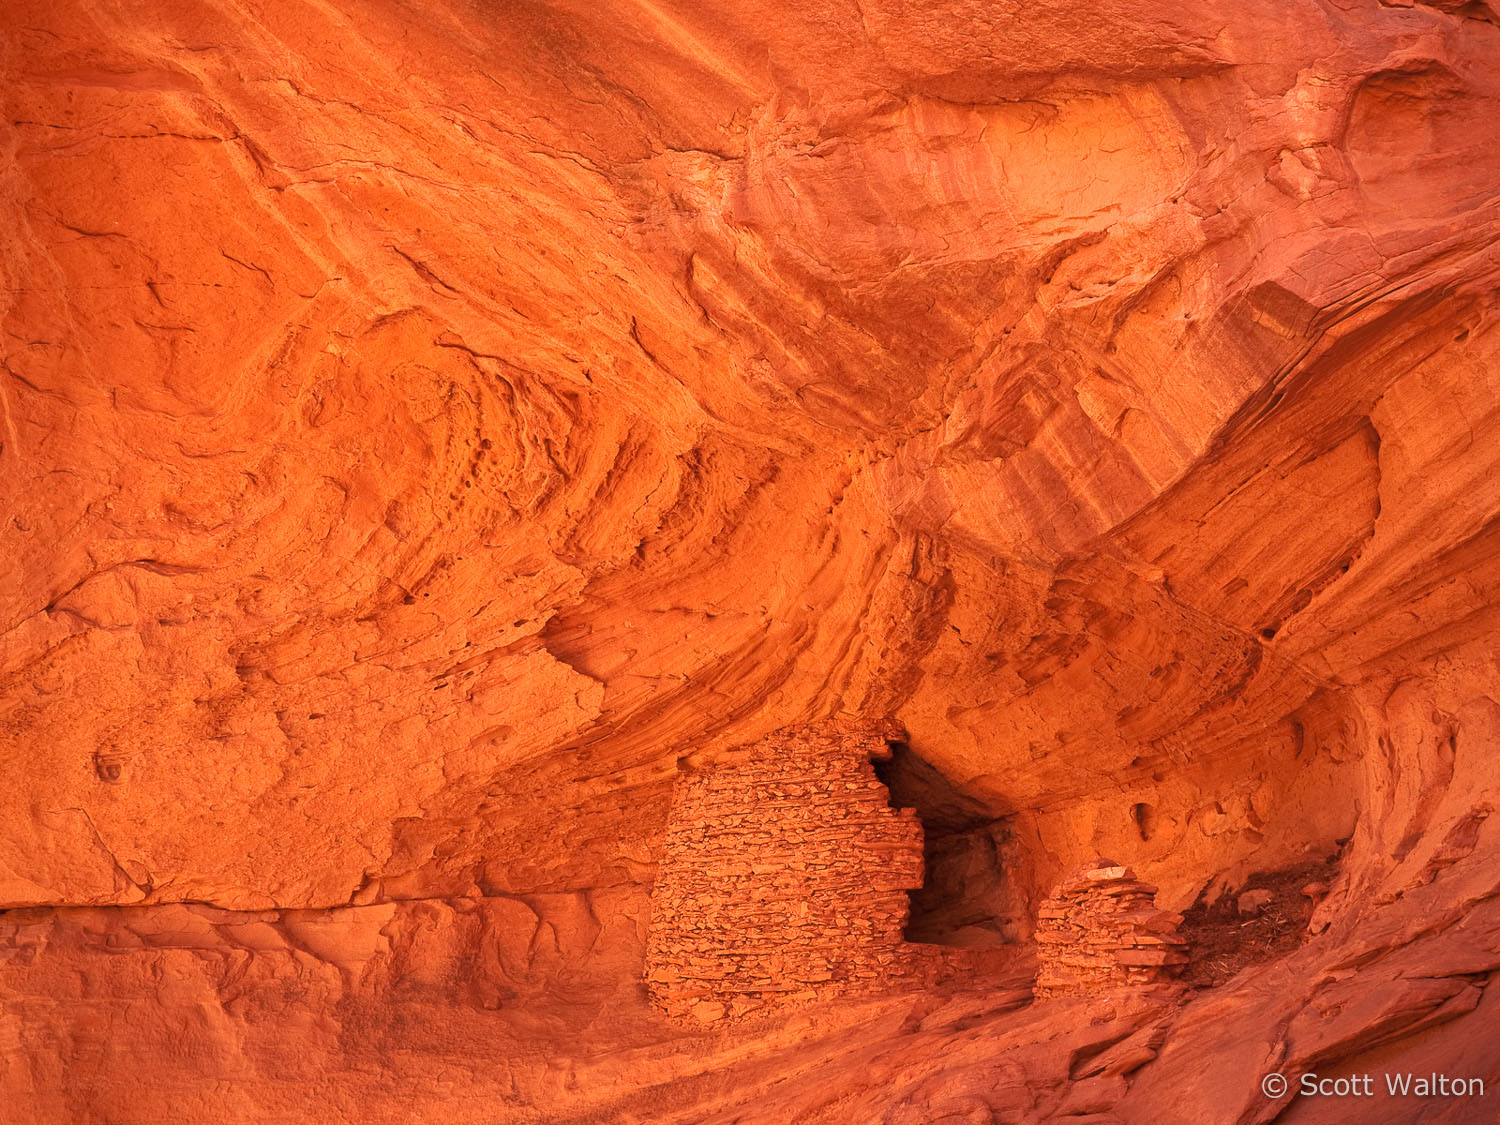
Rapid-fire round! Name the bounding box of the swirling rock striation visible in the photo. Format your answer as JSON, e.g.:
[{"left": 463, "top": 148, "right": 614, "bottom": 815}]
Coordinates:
[{"left": 1, "top": 0, "right": 1499, "bottom": 1120}]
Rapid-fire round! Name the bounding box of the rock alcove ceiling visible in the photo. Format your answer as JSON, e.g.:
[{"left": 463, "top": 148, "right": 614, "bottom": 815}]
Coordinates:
[{"left": 2, "top": 0, "right": 1499, "bottom": 1121}]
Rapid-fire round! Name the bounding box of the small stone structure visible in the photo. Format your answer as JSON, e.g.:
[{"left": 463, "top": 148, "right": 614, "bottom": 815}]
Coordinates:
[
  {"left": 644, "top": 719, "right": 924, "bottom": 1023},
  {"left": 1035, "top": 859, "right": 1188, "bottom": 998}
]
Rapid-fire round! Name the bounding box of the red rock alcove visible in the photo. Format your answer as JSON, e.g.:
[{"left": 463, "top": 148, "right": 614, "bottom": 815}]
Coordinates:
[{"left": 4, "top": 0, "right": 1500, "bottom": 1121}]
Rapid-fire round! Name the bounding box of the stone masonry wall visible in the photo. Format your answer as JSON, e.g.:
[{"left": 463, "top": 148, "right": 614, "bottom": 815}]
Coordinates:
[
  {"left": 644, "top": 720, "right": 924, "bottom": 1023},
  {"left": 1035, "top": 860, "right": 1188, "bottom": 998}
]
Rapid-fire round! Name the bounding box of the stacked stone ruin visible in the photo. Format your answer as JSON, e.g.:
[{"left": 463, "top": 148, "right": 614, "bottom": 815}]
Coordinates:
[
  {"left": 1034, "top": 860, "right": 1188, "bottom": 998},
  {"left": 644, "top": 720, "right": 924, "bottom": 1023}
]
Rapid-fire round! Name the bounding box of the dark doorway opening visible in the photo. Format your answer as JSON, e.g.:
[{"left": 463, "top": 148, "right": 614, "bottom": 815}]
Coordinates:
[{"left": 874, "top": 742, "right": 1024, "bottom": 947}]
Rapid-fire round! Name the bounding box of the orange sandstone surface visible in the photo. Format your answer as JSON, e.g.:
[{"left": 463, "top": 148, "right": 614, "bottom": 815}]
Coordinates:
[{"left": 3, "top": 0, "right": 1500, "bottom": 1121}]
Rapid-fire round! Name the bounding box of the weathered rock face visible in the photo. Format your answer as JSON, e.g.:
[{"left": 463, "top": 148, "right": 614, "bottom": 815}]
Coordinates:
[
  {"left": 3, "top": 0, "right": 1500, "bottom": 1120},
  {"left": 644, "top": 720, "right": 922, "bottom": 1022}
]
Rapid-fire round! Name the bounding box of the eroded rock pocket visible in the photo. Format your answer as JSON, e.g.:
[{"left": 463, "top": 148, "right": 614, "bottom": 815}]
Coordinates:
[{"left": 1177, "top": 854, "right": 1341, "bottom": 989}]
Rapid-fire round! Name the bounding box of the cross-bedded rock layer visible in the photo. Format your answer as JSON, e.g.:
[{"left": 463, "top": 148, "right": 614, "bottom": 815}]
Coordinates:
[{"left": 3, "top": 0, "right": 1500, "bottom": 1120}]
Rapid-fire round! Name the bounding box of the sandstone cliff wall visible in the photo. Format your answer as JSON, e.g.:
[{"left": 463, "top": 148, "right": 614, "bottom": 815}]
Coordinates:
[{"left": 3, "top": 0, "right": 1499, "bottom": 1120}]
